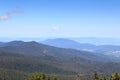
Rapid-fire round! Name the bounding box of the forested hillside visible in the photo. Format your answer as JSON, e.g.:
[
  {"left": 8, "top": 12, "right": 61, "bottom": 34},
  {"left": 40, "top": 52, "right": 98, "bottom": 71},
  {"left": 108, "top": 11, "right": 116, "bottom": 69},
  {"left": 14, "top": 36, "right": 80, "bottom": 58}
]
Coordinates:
[{"left": 0, "top": 41, "right": 120, "bottom": 80}]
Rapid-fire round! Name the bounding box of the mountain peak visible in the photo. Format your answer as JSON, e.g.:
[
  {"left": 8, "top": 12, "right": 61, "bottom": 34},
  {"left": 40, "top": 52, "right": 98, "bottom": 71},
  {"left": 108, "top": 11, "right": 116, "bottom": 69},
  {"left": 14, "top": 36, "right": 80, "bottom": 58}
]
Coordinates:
[{"left": 29, "top": 41, "right": 39, "bottom": 44}]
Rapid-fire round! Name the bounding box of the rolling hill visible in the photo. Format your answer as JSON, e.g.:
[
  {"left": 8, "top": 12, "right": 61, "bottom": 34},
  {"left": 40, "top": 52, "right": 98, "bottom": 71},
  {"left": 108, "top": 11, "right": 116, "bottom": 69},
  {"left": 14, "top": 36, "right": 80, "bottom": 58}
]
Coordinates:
[
  {"left": 0, "top": 41, "right": 120, "bottom": 75},
  {"left": 42, "top": 38, "right": 120, "bottom": 58},
  {"left": 0, "top": 41, "right": 88, "bottom": 74}
]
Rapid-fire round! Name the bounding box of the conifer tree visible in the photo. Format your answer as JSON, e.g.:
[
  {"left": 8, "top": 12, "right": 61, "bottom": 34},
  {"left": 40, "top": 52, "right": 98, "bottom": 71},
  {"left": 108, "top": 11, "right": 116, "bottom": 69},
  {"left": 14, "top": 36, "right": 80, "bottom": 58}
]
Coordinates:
[
  {"left": 47, "top": 76, "right": 50, "bottom": 80},
  {"left": 42, "top": 74, "right": 46, "bottom": 80},
  {"left": 114, "top": 73, "right": 119, "bottom": 80},
  {"left": 93, "top": 72, "right": 99, "bottom": 80},
  {"left": 53, "top": 76, "right": 58, "bottom": 80}
]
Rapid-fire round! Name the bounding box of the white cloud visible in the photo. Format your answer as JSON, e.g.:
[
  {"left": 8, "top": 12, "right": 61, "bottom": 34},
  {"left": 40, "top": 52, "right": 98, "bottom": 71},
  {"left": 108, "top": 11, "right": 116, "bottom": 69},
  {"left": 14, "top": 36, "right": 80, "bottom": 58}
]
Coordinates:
[
  {"left": 52, "top": 26, "right": 60, "bottom": 31},
  {"left": 0, "top": 15, "right": 10, "bottom": 20},
  {"left": 0, "top": 7, "right": 22, "bottom": 21}
]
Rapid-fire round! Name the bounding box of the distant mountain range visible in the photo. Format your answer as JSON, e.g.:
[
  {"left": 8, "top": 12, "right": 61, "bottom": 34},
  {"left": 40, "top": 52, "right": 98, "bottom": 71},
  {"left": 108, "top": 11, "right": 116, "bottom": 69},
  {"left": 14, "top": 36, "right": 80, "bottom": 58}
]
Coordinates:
[
  {"left": 0, "top": 40, "right": 120, "bottom": 75},
  {"left": 71, "top": 37, "right": 120, "bottom": 45},
  {"left": 42, "top": 38, "right": 120, "bottom": 58},
  {"left": 42, "top": 38, "right": 96, "bottom": 51},
  {"left": 1, "top": 37, "right": 120, "bottom": 45}
]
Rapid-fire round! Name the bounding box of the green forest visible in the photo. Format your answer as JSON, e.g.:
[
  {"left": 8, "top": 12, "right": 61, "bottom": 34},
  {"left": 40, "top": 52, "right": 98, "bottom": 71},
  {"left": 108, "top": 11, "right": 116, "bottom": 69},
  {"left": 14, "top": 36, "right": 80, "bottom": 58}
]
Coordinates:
[
  {"left": 0, "top": 41, "right": 120, "bottom": 80},
  {"left": 0, "top": 69, "right": 120, "bottom": 80}
]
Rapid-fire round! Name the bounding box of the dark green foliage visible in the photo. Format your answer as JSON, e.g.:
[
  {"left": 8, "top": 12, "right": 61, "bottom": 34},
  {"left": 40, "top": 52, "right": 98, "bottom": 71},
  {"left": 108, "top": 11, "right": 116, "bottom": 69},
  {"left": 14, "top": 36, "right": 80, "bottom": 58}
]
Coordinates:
[
  {"left": 109, "top": 72, "right": 120, "bottom": 80},
  {"left": 42, "top": 73, "right": 46, "bottom": 80},
  {"left": 47, "top": 76, "right": 50, "bottom": 80},
  {"left": 0, "top": 68, "right": 28, "bottom": 80},
  {"left": 92, "top": 72, "right": 120, "bottom": 80},
  {"left": 114, "top": 73, "right": 120, "bottom": 80},
  {"left": 53, "top": 77, "right": 58, "bottom": 80},
  {"left": 28, "top": 73, "right": 58, "bottom": 80},
  {"left": 94, "top": 72, "right": 99, "bottom": 80},
  {"left": 29, "top": 73, "right": 42, "bottom": 80}
]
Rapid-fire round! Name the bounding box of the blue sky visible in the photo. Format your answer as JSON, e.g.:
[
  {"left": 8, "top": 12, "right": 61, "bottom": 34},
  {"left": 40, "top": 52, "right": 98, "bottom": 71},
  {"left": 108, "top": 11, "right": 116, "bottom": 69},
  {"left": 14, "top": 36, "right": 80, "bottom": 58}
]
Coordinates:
[{"left": 0, "top": 0, "right": 120, "bottom": 38}]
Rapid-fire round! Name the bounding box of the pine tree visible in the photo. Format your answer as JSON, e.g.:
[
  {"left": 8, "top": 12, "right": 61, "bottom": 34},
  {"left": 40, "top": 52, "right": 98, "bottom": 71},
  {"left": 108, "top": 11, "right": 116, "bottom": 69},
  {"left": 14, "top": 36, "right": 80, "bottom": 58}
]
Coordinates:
[
  {"left": 93, "top": 72, "right": 99, "bottom": 80},
  {"left": 114, "top": 73, "right": 119, "bottom": 80},
  {"left": 30, "top": 73, "right": 42, "bottom": 80},
  {"left": 42, "top": 74, "right": 46, "bottom": 80},
  {"left": 47, "top": 76, "right": 50, "bottom": 80},
  {"left": 53, "top": 76, "right": 58, "bottom": 80}
]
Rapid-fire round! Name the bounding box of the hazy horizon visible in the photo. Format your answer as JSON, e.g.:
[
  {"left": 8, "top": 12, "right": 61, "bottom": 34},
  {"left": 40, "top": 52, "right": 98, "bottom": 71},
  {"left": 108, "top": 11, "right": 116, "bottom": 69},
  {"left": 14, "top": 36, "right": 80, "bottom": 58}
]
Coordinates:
[{"left": 1, "top": 37, "right": 120, "bottom": 45}]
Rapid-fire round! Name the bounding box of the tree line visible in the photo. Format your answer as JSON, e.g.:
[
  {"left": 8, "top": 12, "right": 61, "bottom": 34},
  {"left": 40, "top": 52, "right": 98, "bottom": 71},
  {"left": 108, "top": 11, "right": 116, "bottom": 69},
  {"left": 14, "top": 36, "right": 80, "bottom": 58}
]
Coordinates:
[{"left": 76, "top": 72, "right": 120, "bottom": 80}]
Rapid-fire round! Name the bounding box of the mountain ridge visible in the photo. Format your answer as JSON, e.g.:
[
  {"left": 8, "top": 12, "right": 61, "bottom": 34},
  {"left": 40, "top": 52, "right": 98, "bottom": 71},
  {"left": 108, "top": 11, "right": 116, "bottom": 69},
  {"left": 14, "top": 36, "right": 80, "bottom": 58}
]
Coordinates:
[
  {"left": 42, "top": 38, "right": 120, "bottom": 58},
  {"left": 0, "top": 40, "right": 120, "bottom": 74}
]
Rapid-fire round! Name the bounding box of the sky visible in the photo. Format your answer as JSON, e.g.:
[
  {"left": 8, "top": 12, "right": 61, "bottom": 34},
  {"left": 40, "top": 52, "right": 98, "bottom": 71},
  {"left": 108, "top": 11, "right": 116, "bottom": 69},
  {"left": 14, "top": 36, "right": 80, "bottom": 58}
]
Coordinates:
[{"left": 0, "top": 0, "right": 120, "bottom": 38}]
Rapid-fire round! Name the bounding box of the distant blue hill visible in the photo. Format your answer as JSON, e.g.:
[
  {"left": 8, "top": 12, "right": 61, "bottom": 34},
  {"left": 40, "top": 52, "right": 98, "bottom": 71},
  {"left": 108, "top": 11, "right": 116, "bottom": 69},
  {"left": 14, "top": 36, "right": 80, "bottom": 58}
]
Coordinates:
[
  {"left": 42, "top": 38, "right": 120, "bottom": 58},
  {"left": 71, "top": 37, "right": 120, "bottom": 45},
  {"left": 42, "top": 38, "right": 96, "bottom": 51}
]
